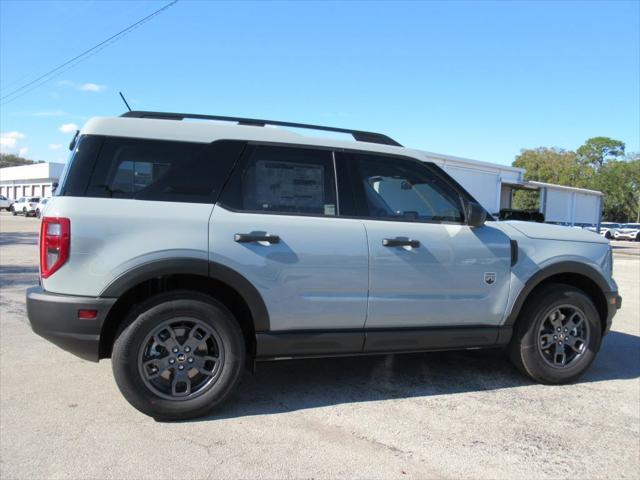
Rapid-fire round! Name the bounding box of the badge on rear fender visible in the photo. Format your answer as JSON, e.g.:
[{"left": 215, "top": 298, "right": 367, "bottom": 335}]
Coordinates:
[{"left": 484, "top": 272, "right": 496, "bottom": 285}]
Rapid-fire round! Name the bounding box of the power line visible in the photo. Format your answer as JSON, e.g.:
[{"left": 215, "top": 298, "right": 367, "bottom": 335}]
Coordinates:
[{"left": 0, "top": 0, "right": 178, "bottom": 104}]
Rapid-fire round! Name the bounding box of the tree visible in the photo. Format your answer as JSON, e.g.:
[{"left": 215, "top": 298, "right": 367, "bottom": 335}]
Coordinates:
[
  {"left": 511, "top": 147, "right": 594, "bottom": 210},
  {"left": 594, "top": 155, "right": 640, "bottom": 222},
  {"left": 576, "top": 137, "right": 625, "bottom": 171}
]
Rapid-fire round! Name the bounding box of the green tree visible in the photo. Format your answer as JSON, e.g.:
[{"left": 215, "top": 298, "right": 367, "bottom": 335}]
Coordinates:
[
  {"left": 576, "top": 137, "right": 625, "bottom": 171},
  {"left": 511, "top": 147, "right": 593, "bottom": 210},
  {"left": 594, "top": 155, "right": 640, "bottom": 222}
]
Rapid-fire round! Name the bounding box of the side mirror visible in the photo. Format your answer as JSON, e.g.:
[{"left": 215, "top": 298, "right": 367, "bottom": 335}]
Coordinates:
[{"left": 465, "top": 201, "right": 487, "bottom": 227}]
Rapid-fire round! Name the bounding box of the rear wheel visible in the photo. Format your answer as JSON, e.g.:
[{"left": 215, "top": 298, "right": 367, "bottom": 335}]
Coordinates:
[
  {"left": 509, "top": 283, "right": 601, "bottom": 384},
  {"left": 112, "top": 291, "right": 245, "bottom": 420},
  {"left": 11, "top": 207, "right": 16, "bottom": 216}
]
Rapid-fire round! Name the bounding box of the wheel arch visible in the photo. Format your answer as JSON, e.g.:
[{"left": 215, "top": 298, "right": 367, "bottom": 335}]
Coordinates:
[
  {"left": 98, "top": 259, "right": 269, "bottom": 359},
  {"left": 506, "top": 261, "right": 610, "bottom": 333}
]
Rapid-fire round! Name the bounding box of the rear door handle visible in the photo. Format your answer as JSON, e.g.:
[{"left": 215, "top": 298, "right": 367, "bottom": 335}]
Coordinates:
[
  {"left": 382, "top": 238, "right": 420, "bottom": 248},
  {"left": 234, "top": 233, "right": 280, "bottom": 244}
]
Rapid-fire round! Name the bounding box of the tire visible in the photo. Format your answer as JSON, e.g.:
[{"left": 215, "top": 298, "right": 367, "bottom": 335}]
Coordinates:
[
  {"left": 509, "top": 283, "right": 601, "bottom": 384},
  {"left": 36, "top": 209, "right": 40, "bottom": 219},
  {"left": 604, "top": 231, "right": 611, "bottom": 239},
  {"left": 11, "top": 206, "right": 16, "bottom": 216},
  {"left": 22, "top": 208, "right": 27, "bottom": 217},
  {"left": 112, "top": 291, "right": 245, "bottom": 420}
]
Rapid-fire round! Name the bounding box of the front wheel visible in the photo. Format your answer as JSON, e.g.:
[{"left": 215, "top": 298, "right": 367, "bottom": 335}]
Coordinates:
[
  {"left": 509, "top": 283, "right": 601, "bottom": 384},
  {"left": 112, "top": 292, "right": 245, "bottom": 420}
]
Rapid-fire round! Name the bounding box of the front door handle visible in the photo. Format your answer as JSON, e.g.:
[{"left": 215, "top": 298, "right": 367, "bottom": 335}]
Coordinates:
[
  {"left": 382, "top": 238, "right": 420, "bottom": 248},
  {"left": 234, "top": 233, "right": 280, "bottom": 244}
]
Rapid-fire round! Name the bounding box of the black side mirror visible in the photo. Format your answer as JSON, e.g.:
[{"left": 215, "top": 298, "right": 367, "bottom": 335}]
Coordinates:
[{"left": 465, "top": 201, "right": 487, "bottom": 227}]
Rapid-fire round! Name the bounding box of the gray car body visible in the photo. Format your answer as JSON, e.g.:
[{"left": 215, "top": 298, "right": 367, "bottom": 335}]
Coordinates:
[{"left": 29, "top": 115, "right": 618, "bottom": 362}]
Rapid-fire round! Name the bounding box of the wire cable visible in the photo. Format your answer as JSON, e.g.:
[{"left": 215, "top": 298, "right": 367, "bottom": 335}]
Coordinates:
[{"left": 0, "top": 0, "right": 178, "bottom": 104}]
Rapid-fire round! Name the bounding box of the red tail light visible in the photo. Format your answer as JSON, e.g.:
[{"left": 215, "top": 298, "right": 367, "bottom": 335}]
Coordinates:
[{"left": 40, "top": 217, "right": 70, "bottom": 279}]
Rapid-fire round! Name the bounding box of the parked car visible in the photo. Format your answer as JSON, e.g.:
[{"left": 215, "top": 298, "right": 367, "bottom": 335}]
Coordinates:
[
  {"left": 599, "top": 222, "right": 621, "bottom": 239},
  {"left": 614, "top": 223, "right": 640, "bottom": 241},
  {"left": 35, "top": 198, "right": 50, "bottom": 218},
  {"left": 0, "top": 195, "right": 13, "bottom": 211},
  {"left": 27, "top": 111, "right": 621, "bottom": 420},
  {"left": 11, "top": 196, "right": 40, "bottom": 217}
]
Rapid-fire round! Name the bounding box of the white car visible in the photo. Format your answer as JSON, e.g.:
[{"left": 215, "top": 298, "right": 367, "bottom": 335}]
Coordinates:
[
  {"left": 599, "top": 222, "right": 621, "bottom": 239},
  {"left": 11, "top": 196, "right": 41, "bottom": 217},
  {"left": 35, "top": 198, "right": 50, "bottom": 218},
  {"left": 0, "top": 195, "right": 13, "bottom": 211},
  {"left": 614, "top": 223, "right": 640, "bottom": 241}
]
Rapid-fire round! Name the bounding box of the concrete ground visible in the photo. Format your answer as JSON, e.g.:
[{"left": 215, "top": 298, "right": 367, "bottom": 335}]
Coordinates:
[{"left": 1, "top": 212, "right": 638, "bottom": 479}]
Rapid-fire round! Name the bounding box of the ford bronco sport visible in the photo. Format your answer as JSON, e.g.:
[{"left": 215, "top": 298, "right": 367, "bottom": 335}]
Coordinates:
[{"left": 27, "top": 111, "right": 621, "bottom": 419}]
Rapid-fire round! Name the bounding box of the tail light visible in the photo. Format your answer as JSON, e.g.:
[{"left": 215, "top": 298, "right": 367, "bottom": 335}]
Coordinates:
[{"left": 40, "top": 217, "right": 70, "bottom": 279}]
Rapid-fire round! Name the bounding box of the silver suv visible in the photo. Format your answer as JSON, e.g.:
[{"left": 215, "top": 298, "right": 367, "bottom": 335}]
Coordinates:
[{"left": 27, "top": 111, "right": 621, "bottom": 420}]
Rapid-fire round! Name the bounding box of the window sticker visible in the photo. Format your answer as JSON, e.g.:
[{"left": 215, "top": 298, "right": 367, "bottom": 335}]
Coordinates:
[{"left": 255, "top": 161, "right": 324, "bottom": 210}]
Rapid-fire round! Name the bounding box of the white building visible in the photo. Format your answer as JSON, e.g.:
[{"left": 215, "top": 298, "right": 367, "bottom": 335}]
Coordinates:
[
  {"left": 0, "top": 162, "right": 65, "bottom": 200},
  {"left": 420, "top": 150, "right": 603, "bottom": 227}
]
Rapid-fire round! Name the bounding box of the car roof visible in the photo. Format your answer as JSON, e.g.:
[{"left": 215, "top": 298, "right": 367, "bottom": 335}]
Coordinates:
[{"left": 80, "top": 116, "right": 427, "bottom": 162}]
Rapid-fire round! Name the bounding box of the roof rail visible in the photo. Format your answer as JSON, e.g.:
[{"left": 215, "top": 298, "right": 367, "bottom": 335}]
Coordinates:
[{"left": 120, "top": 110, "right": 402, "bottom": 147}]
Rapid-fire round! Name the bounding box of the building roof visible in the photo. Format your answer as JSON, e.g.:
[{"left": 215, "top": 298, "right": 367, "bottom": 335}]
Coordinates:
[
  {"left": 527, "top": 180, "right": 603, "bottom": 196},
  {"left": 0, "top": 162, "right": 65, "bottom": 182}
]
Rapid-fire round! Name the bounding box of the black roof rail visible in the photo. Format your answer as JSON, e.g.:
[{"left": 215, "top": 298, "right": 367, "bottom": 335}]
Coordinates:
[{"left": 120, "top": 110, "right": 402, "bottom": 147}]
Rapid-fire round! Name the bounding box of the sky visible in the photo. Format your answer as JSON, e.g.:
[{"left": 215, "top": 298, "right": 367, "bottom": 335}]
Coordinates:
[{"left": 0, "top": 0, "right": 638, "bottom": 166}]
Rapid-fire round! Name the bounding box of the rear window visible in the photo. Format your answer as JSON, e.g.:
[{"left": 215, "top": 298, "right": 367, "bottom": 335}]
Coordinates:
[
  {"left": 29, "top": 198, "right": 40, "bottom": 202},
  {"left": 58, "top": 135, "right": 245, "bottom": 203}
]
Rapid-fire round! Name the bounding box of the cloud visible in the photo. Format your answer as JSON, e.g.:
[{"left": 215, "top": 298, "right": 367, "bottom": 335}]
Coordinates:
[
  {"left": 33, "top": 110, "right": 67, "bottom": 117},
  {"left": 59, "top": 123, "right": 79, "bottom": 134},
  {"left": 0, "top": 131, "right": 25, "bottom": 148},
  {"left": 0, "top": 131, "right": 28, "bottom": 156},
  {"left": 79, "top": 83, "right": 106, "bottom": 92},
  {"left": 58, "top": 80, "right": 106, "bottom": 92},
  {"left": 49, "top": 144, "right": 62, "bottom": 150}
]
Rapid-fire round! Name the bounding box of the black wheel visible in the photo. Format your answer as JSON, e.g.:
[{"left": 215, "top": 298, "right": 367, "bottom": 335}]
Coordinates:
[
  {"left": 112, "top": 291, "right": 245, "bottom": 420},
  {"left": 509, "top": 283, "right": 601, "bottom": 384},
  {"left": 22, "top": 207, "right": 27, "bottom": 217},
  {"left": 36, "top": 209, "right": 41, "bottom": 219},
  {"left": 11, "top": 207, "right": 17, "bottom": 216},
  {"left": 604, "top": 231, "right": 612, "bottom": 239}
]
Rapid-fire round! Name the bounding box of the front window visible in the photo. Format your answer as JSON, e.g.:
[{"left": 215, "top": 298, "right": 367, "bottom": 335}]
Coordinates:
[{"left": 350, "top": 154, "right": 465, "bottom": 223}]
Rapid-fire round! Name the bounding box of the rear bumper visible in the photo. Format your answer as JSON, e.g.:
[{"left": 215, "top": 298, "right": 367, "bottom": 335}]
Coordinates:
[
  {"left": 604, "top": 291, "right": 622, "bottom": 335},
  {"left": 26, "top": 286, "right": 116, "bottom": 361}
]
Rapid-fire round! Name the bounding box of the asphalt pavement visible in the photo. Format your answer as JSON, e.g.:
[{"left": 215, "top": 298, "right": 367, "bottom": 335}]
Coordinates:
[{"left": 1, "top": 212, "right": 638, "bottom": 479}]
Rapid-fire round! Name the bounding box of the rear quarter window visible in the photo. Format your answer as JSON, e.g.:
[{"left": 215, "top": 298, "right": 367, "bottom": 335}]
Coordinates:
[{"left": 59, "top": 136, "right": 245, "bottom": 204}]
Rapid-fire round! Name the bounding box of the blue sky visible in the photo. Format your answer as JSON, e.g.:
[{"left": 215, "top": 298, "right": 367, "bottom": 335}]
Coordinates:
[{"left": 1, "top": 0, "right": 638, "bottom": 166}]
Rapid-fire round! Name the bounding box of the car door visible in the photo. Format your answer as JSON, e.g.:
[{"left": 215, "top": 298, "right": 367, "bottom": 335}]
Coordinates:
[
  {"left": 210, "top": 144, "right": 369, "bottom": 336},
  {"left": 340, "top": 151, "right": 512, "bottom": 331}
]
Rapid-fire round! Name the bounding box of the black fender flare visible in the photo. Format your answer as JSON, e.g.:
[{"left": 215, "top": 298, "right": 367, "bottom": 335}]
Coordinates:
[
  {"left": 505, "top": 260, "right": 611, "bottom": 327},
  {"left": 100, "top": 258, "right": 270, "bottom": 331}
]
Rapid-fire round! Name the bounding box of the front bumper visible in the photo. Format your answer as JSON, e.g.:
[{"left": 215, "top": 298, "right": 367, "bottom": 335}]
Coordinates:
[
  {"left": 26, "top": 286, "right": 116, "bottom": 361},
  {"left": 614, "top": 234, "right": 637, "bottom": 240},
  {"left": 604, "top": 291, "right": 622, "bottom": 335}
]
